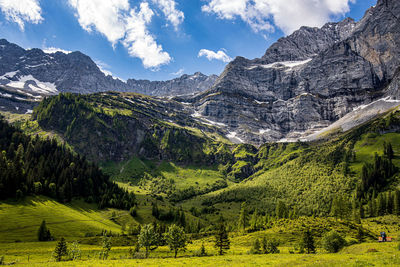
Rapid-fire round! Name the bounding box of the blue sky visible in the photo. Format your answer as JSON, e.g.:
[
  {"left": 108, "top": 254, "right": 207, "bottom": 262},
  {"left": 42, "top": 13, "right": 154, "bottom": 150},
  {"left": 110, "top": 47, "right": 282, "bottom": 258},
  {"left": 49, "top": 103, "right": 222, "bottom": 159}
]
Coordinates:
[{"left": 0, "top": 0, "right": 377, "bottom": 81}]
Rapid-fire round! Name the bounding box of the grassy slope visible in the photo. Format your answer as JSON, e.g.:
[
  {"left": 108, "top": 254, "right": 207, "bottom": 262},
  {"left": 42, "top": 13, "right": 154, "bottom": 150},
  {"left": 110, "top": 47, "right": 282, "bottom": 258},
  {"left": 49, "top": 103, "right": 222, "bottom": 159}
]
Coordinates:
[
  {"left": 0, "top": 196, "right": 124, "bottom": 242},
  {"left": 102, "top": 157, "right": 226, "bottom": 191}
]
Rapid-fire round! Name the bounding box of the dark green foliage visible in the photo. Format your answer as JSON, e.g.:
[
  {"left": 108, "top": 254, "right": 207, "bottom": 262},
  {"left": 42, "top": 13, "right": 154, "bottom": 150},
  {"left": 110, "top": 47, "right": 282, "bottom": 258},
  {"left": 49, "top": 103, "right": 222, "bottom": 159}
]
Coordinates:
[
  {"left": 237, "top": 202, "right": 248, "bottom": 231},
  {"left": 164, "top": 224, "right": 187, "bottom": 258},
  {"left": 0, "top": 116, "right": 135, "bottom": 210},
  {"left": 394, "top": 190, "right": 400, "bottom": 215},
  {"left": 250, "top": 238, "right": 261, "bottom": 254},
  {"left": 200, "top": 243, "right": 207, "bottom": 256},
  {"left": 99, "top": 232, "right": 112, "bottom": 260},
  {"left": 129, "top": 206, "right": 137, "bottom": 217},
  {"left": 300, "top": 230, "right": 316, "bottom": 254},
  {"left": 261, "top": 237, "right": 280, "bottom": 254},
  {"left": 214, "top": 216, "right": 230, "bottom": 255},
  {"left": 138, "top": 224, "right": 158, "bottom": 258},
  {"left": 322, "top": 230, "right": 346, "bottom": 253},
  {"left": 276, "top": 200, "right": 288, "bottom": 219},
  {"left": 53, "top": 237, "right": 68, "bottom": 262},
  {"left": 360, "top": 152, "right": 396, "bottom": 193},
  {"left": 356, "top": 226, "right": 364, "bottom": 243},
  {"left": 37, "top": 220, "right": 52, "bottom": 241}
]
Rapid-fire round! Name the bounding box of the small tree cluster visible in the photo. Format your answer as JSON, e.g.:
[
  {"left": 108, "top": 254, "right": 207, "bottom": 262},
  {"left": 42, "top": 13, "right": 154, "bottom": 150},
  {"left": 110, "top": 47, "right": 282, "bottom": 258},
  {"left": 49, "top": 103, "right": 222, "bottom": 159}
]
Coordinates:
[{"left": 38, "top": 220, "right": 52, "bottom": 241}]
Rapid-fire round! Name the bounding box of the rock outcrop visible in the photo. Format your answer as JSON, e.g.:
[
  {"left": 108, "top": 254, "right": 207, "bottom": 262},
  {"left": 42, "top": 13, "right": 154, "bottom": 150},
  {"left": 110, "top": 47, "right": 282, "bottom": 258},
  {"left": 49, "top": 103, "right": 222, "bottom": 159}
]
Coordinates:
[{"left": 189, "top": 0, "right": 400, "bottom": 144}]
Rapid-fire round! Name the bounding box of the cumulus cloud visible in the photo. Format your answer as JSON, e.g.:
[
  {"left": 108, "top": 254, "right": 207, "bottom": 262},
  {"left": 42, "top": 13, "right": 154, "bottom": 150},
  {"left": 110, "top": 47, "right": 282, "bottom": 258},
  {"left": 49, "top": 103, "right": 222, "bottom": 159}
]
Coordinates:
[
  {"left": 152, "top": 0, "right": 184, "bottom": 30},
  {"left": 123, "top": 2, "right": 171, "bottom": 69},
  {"left": 202, "top": 0, "right": 355, "bottom": 35},
  {"left": 68, "top": 0, "right": 173, "bottom": 69},
  {"left": 0, "top": 0, "right": 43, "bottom": 30},
  {"left": 198, "top": 49, "right": 232, "bottom": 63},
  {"left": 43, "top": 47, "right": 72, "bottom": 54}
]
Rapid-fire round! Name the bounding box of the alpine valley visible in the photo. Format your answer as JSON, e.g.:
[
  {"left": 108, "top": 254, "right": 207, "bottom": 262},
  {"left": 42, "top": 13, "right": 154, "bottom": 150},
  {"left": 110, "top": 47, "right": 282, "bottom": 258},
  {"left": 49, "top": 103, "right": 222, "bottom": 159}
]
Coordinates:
[{"left": 0, "top": 0, "right": 400, "bottom": 266}]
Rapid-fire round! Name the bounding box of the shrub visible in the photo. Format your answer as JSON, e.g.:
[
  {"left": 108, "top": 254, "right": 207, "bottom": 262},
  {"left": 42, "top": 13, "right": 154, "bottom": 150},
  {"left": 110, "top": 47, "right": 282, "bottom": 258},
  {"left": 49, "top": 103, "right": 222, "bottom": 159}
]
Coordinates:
[
  {"left": 322, "top": 230, "right": 347, "bottom": 253},
  {"left": 249, "top": 239, "right": 261, "bottom": 254}
]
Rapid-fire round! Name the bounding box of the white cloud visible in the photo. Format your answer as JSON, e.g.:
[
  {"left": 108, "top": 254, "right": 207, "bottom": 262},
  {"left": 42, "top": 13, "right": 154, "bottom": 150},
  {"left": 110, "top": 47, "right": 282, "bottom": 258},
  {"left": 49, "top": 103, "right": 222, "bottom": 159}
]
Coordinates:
[
  {"left": 152, "top": 0, "right": 184, "bottom": 30},
  {"left": 0, "top": 0, "right": 43, "bottom": 31},
  {"left": 94, "top": 60, "right": 113, "bottom": 76},
  {"left": 68, "top": 0, "right": 129, "bottom": 45},
  {"left": 43, "top": 47, "right": 72, "bottom": 54},
  {"left": 68, "top": 0, "right": 171, "bottom": 68},
  {"left": 202, "top": 0, "right": 355, "bottom": 35},
  {"left": 171, "top": 68, "right": 184, "bottom": 76},
  {"left": 198, "top": 49, "right": 232, "bottom": 63},
  {"left": 123, "top": 2, "right": 171, "bottom": 69}
]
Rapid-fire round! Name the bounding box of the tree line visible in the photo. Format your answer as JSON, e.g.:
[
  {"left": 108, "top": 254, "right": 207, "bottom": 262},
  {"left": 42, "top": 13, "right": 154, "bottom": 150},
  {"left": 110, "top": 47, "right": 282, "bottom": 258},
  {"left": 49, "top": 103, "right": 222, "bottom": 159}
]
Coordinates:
[{"left": 0, "top": 116, "right": 135, "bottom": 210}]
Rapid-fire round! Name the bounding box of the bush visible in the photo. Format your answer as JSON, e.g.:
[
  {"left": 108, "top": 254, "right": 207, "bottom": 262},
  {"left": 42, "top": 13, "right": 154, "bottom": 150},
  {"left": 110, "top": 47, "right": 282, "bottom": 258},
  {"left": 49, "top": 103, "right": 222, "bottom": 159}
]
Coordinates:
[
  {"left": 322, "top": 230, "right": 346, "bottom": 253},
  {"left": 262, "top": 237, "right": 280, "bottom": 254},
  {"left": 249, "top": 239, "right": 261, "bottom": 254}
]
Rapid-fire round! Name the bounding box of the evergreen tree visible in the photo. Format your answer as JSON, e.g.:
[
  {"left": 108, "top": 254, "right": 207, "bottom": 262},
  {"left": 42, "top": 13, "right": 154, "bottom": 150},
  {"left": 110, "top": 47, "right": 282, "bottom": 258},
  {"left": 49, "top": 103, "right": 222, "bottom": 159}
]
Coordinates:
[
  {"left": 249, "top": 209, "right": 261, "bottom": 231},
  {"left": 250, "top": 238, "right": 261, "bottom": 254},
  {"left": 301, "top": 229, "right": 316, "bottom": 254},
  {"left": 356, "top": 226, "right": 364, "bottom": 243},
  {"left": 237, "top": 202, "right": 248, "bottom": 231},
  {"left": 200, "top": 243, "right": 207, "bottom": 256},
  {"left": 275, "top": 201, "right": 288, "bottom": 219},
  {"left": 214, "top": 216, "right": 230, "bottom": 255},
  {"left": 164, "top": 224, "right": 187, "bottom": 258},
  {"left": 53, "top": 237, "right": 68, "bottom": 262},
  {"left": 38, "top": 220, "right": 52, "bottom": 241},
  {"left": 387, "top": 191, "right": 394, "bottom": 214},
  {"left": 394, "top": 190, "right": 400, "bottom": 216},
  {"left": 359, "top": 204, "right": 365, "bottom": 219},
  {"left": 152, "top": 202, "right": 159, "bottom": 219},
  {"left": 377, "top": 193, "right": 386, "bottom": 216}
]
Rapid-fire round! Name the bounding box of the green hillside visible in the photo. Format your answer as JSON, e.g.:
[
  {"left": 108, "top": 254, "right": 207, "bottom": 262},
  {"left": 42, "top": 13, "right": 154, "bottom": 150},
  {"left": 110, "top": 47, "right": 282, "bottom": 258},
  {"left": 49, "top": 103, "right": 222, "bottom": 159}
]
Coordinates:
[{"left": 0, "top": 196, "right": 122, "bottom": 242}]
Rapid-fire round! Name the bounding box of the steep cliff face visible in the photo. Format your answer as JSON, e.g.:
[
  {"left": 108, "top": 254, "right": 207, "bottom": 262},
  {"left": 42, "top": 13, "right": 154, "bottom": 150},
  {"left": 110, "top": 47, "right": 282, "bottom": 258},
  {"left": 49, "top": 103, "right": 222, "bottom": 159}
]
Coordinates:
[{"left": 190, "top": 0, "right": 400, "bottom": 144}]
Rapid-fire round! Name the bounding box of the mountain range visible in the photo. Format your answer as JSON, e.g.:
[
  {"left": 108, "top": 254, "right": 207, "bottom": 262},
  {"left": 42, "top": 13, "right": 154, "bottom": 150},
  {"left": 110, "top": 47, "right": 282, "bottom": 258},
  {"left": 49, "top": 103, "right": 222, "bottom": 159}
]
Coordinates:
[
  {"left": 1, "top": 0, "right": 400, "bottom": 146},
  {"left": 0, "top": 40, "right": 217, "bottom": 113}
]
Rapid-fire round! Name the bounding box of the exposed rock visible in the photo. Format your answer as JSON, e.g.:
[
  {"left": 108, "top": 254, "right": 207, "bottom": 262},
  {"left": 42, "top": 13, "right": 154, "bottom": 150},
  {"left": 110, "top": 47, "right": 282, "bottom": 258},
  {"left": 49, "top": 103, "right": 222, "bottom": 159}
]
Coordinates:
[
  {"left": 0, "top": 39, "right": 217, "bottom": 97},
  {"left": 190, "top": 0, "right": 400, "bottom": 144}
]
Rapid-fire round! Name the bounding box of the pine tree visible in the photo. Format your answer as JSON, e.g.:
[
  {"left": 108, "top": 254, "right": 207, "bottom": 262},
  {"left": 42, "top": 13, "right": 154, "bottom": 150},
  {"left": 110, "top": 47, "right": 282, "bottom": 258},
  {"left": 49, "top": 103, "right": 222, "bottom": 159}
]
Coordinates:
[
  {"left": 53, "top": 237, "right": 68, "bottom": 262},
  {"left": 377, "top": 193, "right": 386, "bottom": 216},
  {"left": 394, "top": 190, "right": 400, "bottom": 216},
  {"left": 301, "top": 229, "right": 316, "bottom": 254},
  {"left": 250, "top": 209, "right": 260, "bottom": 231},
  {"left": 237, "top": 202, "right": 248, "bottom": 231},
  {"left": 275, "top": 200, "right": 288, "bottom": 219},
  {"left": 200, "top": 243, "right": 207, "bottom": 256},
  {"left": 214, "top": 216, "right": 230, "bottom": 255},
  {"left": 387, "top": 191, "right": 394, "bottom": 214},
  {"left": 356, "top": 226, "right": 364, "bottom": 243},
  {"left": 38, "top": 220, "right": 52, "bottom": 241}
]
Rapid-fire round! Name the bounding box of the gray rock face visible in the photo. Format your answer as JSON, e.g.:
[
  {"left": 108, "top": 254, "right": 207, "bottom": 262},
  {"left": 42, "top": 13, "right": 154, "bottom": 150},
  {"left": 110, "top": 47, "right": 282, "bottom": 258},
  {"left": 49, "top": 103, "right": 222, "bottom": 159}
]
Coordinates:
[
  {"left": 0, "top": 39, "right": 217, "bottom": 96},
  {"left": 190, "top": 0, "right": 400, "bottom": 144}
]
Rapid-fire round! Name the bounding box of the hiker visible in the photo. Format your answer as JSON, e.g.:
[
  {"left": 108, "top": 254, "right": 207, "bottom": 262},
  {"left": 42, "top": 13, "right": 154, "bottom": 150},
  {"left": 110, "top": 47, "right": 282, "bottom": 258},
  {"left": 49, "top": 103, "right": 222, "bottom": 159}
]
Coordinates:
[{"left": 380, "top": 231, "right": 387, "bottom": 242}]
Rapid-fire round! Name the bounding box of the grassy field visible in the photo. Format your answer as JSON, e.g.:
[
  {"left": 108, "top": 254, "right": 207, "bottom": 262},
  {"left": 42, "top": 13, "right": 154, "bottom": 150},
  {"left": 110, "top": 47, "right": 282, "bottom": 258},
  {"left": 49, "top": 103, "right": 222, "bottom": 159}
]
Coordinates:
[
  {"left": 102, "top": 157, "right": 226, "bottom": 191},
  {"left": 0, "top": 196, "right": 123, "bottom": 242},
  {"left": 0, "top": 238, "right": 398, "bottom": 266}
]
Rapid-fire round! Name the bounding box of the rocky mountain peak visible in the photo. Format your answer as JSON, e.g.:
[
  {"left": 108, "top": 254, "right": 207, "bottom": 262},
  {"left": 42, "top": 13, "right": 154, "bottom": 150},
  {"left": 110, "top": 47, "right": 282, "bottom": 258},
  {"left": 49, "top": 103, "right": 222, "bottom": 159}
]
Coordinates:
[{"left": 189, "top": 0, "right": 400, "bottom": 145}]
